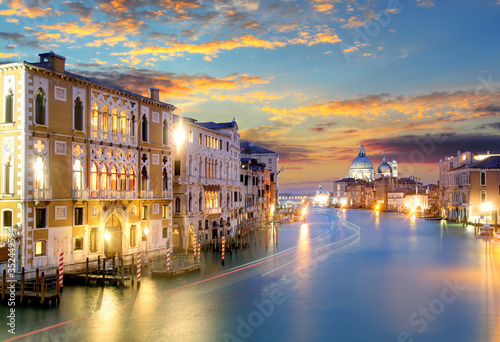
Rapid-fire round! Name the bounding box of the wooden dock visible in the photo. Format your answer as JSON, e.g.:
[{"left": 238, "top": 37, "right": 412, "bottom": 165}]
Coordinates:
[
  {"left": 1, "top": 268, "right": 60, "bottom": 307},
  {"left": 64, "top": 256, "right": 134, "bottom": 287}
]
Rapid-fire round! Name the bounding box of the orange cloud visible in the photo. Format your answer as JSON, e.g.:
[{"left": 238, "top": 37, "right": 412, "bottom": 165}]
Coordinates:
[
  {"left": 0, "top": 0, "right": 55, "bottom": 18},
  {"left": 313, "top": 4, "right": 334, "bottom": 12},
  {"left": 212, "top": 91, "right": 283, "bottom": 103},
  {"left": 112, "top": 34, "right": 286, "bottom": 59}
]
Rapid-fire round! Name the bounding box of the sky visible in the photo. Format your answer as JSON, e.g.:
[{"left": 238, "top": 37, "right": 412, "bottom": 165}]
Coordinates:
[{"left": 1, "top": 0, "right": 499, "bottom": 193}]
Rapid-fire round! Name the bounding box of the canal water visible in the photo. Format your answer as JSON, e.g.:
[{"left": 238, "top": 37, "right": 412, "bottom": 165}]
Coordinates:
[{"left": 1, "top": 208, "right": 499, "bottom": 341}]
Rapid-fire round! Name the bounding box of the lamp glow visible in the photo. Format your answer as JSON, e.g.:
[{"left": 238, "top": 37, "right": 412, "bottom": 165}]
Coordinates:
[{"left": 104, "top": 230, "right": 111, "bottom": 242}]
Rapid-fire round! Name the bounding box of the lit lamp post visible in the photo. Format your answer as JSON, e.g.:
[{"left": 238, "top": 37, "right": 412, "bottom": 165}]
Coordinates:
[
  {"left": 481, "top": 202, "right": 492, "bottom": 224},
  {"left": 302, "top": 207, "right": 307, "bottom": 223}
]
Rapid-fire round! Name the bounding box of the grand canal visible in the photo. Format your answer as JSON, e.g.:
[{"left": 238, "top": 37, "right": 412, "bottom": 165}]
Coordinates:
[{"left": 2, "top": 207, "right": 499, "bottom": 341}]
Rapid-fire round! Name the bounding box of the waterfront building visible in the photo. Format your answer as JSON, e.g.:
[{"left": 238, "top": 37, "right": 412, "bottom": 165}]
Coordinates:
[
  {"left": 313, "top": 183, "right": 331, "bottom": 206},
  {"left": 240, "top": 158, "right": 270, "bottom": 230},
  {"left": 0, "top": 52, "right": 175, "bottom": 271},
  {"left": 170, "top": 116, "right": 241, "bottom": 250},
  {"left": 439, "top": 150, "right": 500, "bottom": 223},
  {"left": 240, "top": 141, "right": 280, "bottom": 208}
]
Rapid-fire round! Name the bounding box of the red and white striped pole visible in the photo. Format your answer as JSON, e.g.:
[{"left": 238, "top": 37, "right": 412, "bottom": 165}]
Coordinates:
[
  {"left": 221, "top": 236, "right": 225, "bottom": 265},
  {"left": 58, "top": 251, "right": 64, "bottom": 290},
  {"left": 193, "top": 235, "right": 197, "bottom": 260},
  {"left": 166, "top": 244, "right": 171, "bottom": 271},
  {"left": 137, "top": 251, "right": 141, "bottom": 287},
  {"left": 197, "top": 237, "right": 201, "bottom": 264}
]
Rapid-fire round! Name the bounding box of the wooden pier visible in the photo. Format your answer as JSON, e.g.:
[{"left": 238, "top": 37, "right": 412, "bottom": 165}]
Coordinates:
[
  {"left": 64, "top": 256, "right": 134, "bottom": 287},
  {"left": 1, "top": 267, "right": 61, "bottom": 307}
]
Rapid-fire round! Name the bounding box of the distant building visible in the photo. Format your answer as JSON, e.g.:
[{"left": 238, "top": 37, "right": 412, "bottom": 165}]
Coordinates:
[
  {"left": 240, "top": 141, "right": 280, "bottom": 208},
  {"left": 347, "top": 143, "right": 398, "bottom": 181}
]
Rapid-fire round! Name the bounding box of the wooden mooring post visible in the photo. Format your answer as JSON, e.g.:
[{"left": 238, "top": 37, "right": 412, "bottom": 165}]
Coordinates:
[
  {"left": 41, "top": 272, "right": 45, "bottom": 305},
  {"left": 20, "top": 267, "right": 25, "bottom": 304}
]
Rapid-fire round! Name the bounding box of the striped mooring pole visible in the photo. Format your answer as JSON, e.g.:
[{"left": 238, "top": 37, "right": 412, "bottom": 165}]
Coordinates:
[
  {"left": 221, "top": 236, "right": 225, "bottom": 265},
  {"left": 58, "top": 251, "right": 64, "bottom": 290},
  {"left": 197, "top": 237, "right": 201, "bottom": 264},
  {"left": 193, "top": 235, "right": 197, "bottom": 260},
  {"left": 137, "top": 251, "right": 141, "bottom": 287},
  {"left": 166, "top": 243, "right": 171, "bottom": 271}
]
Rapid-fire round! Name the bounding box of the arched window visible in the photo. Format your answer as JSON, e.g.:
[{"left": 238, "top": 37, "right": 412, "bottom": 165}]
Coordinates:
[
  {"left": 74, "top": 97, "right": 83, "bottom": 131},
  {"left": 175, "top": 197, "right": 181, "bottom": 213},
  {"left": 73, "top": 159, "right": 83, "bottom": 190},
  {"left": 163, "top": 120, "right": 168, "bottom": 145},
  {"left": 162, "top": 227, "right": 168, "bottom": 239},
  {"left": 141, "top": 166, "right": 148, "bottom": 191},
  {"left": 480, "top": 172, "right": 486, "bottom": 186},
  {"left": 189, "top": 192, "right": 193, "bottom": 212},
  {"left": 4, "top": 88, "right": 13, "bottom": 123},
  {"left": 162, "top": 168, "right": 168, "bottom": 191},
  {"left": 3, "top": 155, "right": 13, "bottom": 194},
  {"left": 35, "top": 240, "right": 46, "bottom": 256},
  {"left": 119, "top": 166, "right": 127, "bottom": 190},
  {"left": 120, "top": 110, "right": 127, "bottom": 135},
  {"left": 481, "top": 191, "right": 486, "bottom": 203},
  {"left": 100, "top": 165, "right": 108, "bottom": 190},
  {"left": 101, "top": 105, "right": 109, "bottom": 131},
  {"left": 130, "top": 113, "right": 135, "bottom": 136},
  {"left": 199, "top": 158, "right": 203, "bottom": 177},
  {"left": 129, "top": 167, "right": 136, "bottom": 191},
  {"left": 35, "top": 88, "right": 46, "bottom": 125},
  {"left": 110, "top": 165, "right": 118, "bottom": 190},
  {"left": 199, "top": 192, "right": 203, "bottom": 211},
  {"left": 90, "top": 163, "right": 98, "bottom": 190},
  {"left": 227, "top": 193, "right": 231, "bottom": 209},
  {"left": 188, "top": 155, "right": 193, "bottom": 176},
  {"left": 34, "top": 156, "right": 45, "bottom": 189},
  {"left": 91, "top": 102, "right": 99, "bottom": 130},
  {"left": 111, "top": 108, "right": 118, "bottom": 133},
  {"left": 141, "top": 114, "right": 148, "bottom": 142}
]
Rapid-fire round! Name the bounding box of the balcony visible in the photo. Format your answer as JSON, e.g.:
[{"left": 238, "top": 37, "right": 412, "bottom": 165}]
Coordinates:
[
  {"left": 204, "top": 207, "right": 222, "bottom": 215},
  {"left": 187, "top": 176, "right": 197, "bottom": 183},
  {"left": 89, "top": 190, "right": 136, "bottom": 200},
  {"left": 141, "top": 191, "right": 153, "bottom": 199},
  {"left": 72, "top": 189, "right": 89, "bottom": 200},
  {"left": 34, "top": 188, "right": 52, "bottom": 201},
  {"left": 162, "top": 190, "right": 173, "bottom": 199}
]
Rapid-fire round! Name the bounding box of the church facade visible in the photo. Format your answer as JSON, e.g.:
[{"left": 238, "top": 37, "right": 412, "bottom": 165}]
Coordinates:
[{"left": 347, "top": 143, "right": 398, "bottom": 181}]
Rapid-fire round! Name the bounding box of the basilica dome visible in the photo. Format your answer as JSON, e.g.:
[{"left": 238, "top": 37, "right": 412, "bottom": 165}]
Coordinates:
[
  {"left": 347, "top": 143, "right": 375, "bottom": 181},
  {"left": 377, "top": 155, "right": 392, "bottom": 175}
]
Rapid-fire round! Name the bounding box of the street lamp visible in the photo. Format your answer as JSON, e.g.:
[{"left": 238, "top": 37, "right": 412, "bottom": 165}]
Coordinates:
[
  {"left": 481, "top": 202, "right": 492, "bottom": 225},
  {"left": 302, "top": 207, "right": 307, "bottom": 223}
]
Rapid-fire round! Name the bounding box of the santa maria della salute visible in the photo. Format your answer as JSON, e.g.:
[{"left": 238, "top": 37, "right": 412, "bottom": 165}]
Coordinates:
[{"left": 347, "top": 143, "right": 398, "bottom": 181}]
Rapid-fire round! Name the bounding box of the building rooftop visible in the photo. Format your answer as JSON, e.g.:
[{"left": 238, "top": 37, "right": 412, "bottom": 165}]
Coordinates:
[
  {"left": 454, "top": 155, "right": 500, "bottom": 170},
  {"left": 240, "top": 141, "right": 277, "bottom": 154},
  {"left": 197, "top": 120, "right": 238, "bottom": 130}
]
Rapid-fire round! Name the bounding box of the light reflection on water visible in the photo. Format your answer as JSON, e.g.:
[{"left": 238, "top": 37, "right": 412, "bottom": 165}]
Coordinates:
[{"left": 3, "top": 208, "right": 500, "bottom": 342}]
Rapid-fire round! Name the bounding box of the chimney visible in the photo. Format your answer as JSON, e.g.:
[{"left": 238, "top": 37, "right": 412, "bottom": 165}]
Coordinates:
[
  {"left": 150, "top": 87, "right": 160, "bottom": 101},
  {"left": 38, "top": 51, "right": 66, "bottom": 72}
]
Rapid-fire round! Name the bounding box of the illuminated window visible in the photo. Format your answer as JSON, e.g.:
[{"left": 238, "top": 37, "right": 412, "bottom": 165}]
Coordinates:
[
  {"left": 481, "top": 191, "right": 486, "bottom": 203},
  {"left": 120, "top": 166, "right": 127, "bottom": 190},
  {"left": 91, "top": 102, "right": 99, "bottom": 130},
  {"left": 129, "top": 167, "right": 136, "bottom": 191},
  {"left": 173, "top": 229, "right": 179, "bottom": 246},
  {"left": 101, "top": 105, "right": 109, "bottom": 131},
  {"left": 73, "top": 236, "right": 83, "bottom": 251},
  {"left": 35, "top": 240, "right": 46, "bottom": 256},
  {"left": 73, "top": 159, "right": 83, "bottom": 190},
  {"left": 110, "top": 165, "right": 118, "bottom": 190},
  {"left": 100, "top": 165, "right": 108, "bottom": 190},
  {"left": 120, "top": 110, "right": 127, "bottom": 135},
  {"left": 90, "top": 163, "right": 98, "bottom": 191},
  {"left": 74, "top": 97, "right": 83, "bottom": 131},
  {"left": 111, "top": 108, "right": 118, "bottom": 133},
  {"left": 35, "top": 88, "right": 46, "bottom": 125},
  {"left": 34, "top": 156, "right": 45, "bottom": 190},
  {"left": 4, "top": 88, "right": 13, "bottom": 123},
  {"left": 162, "top": 204, "right": 169, "bottom": 219}
]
